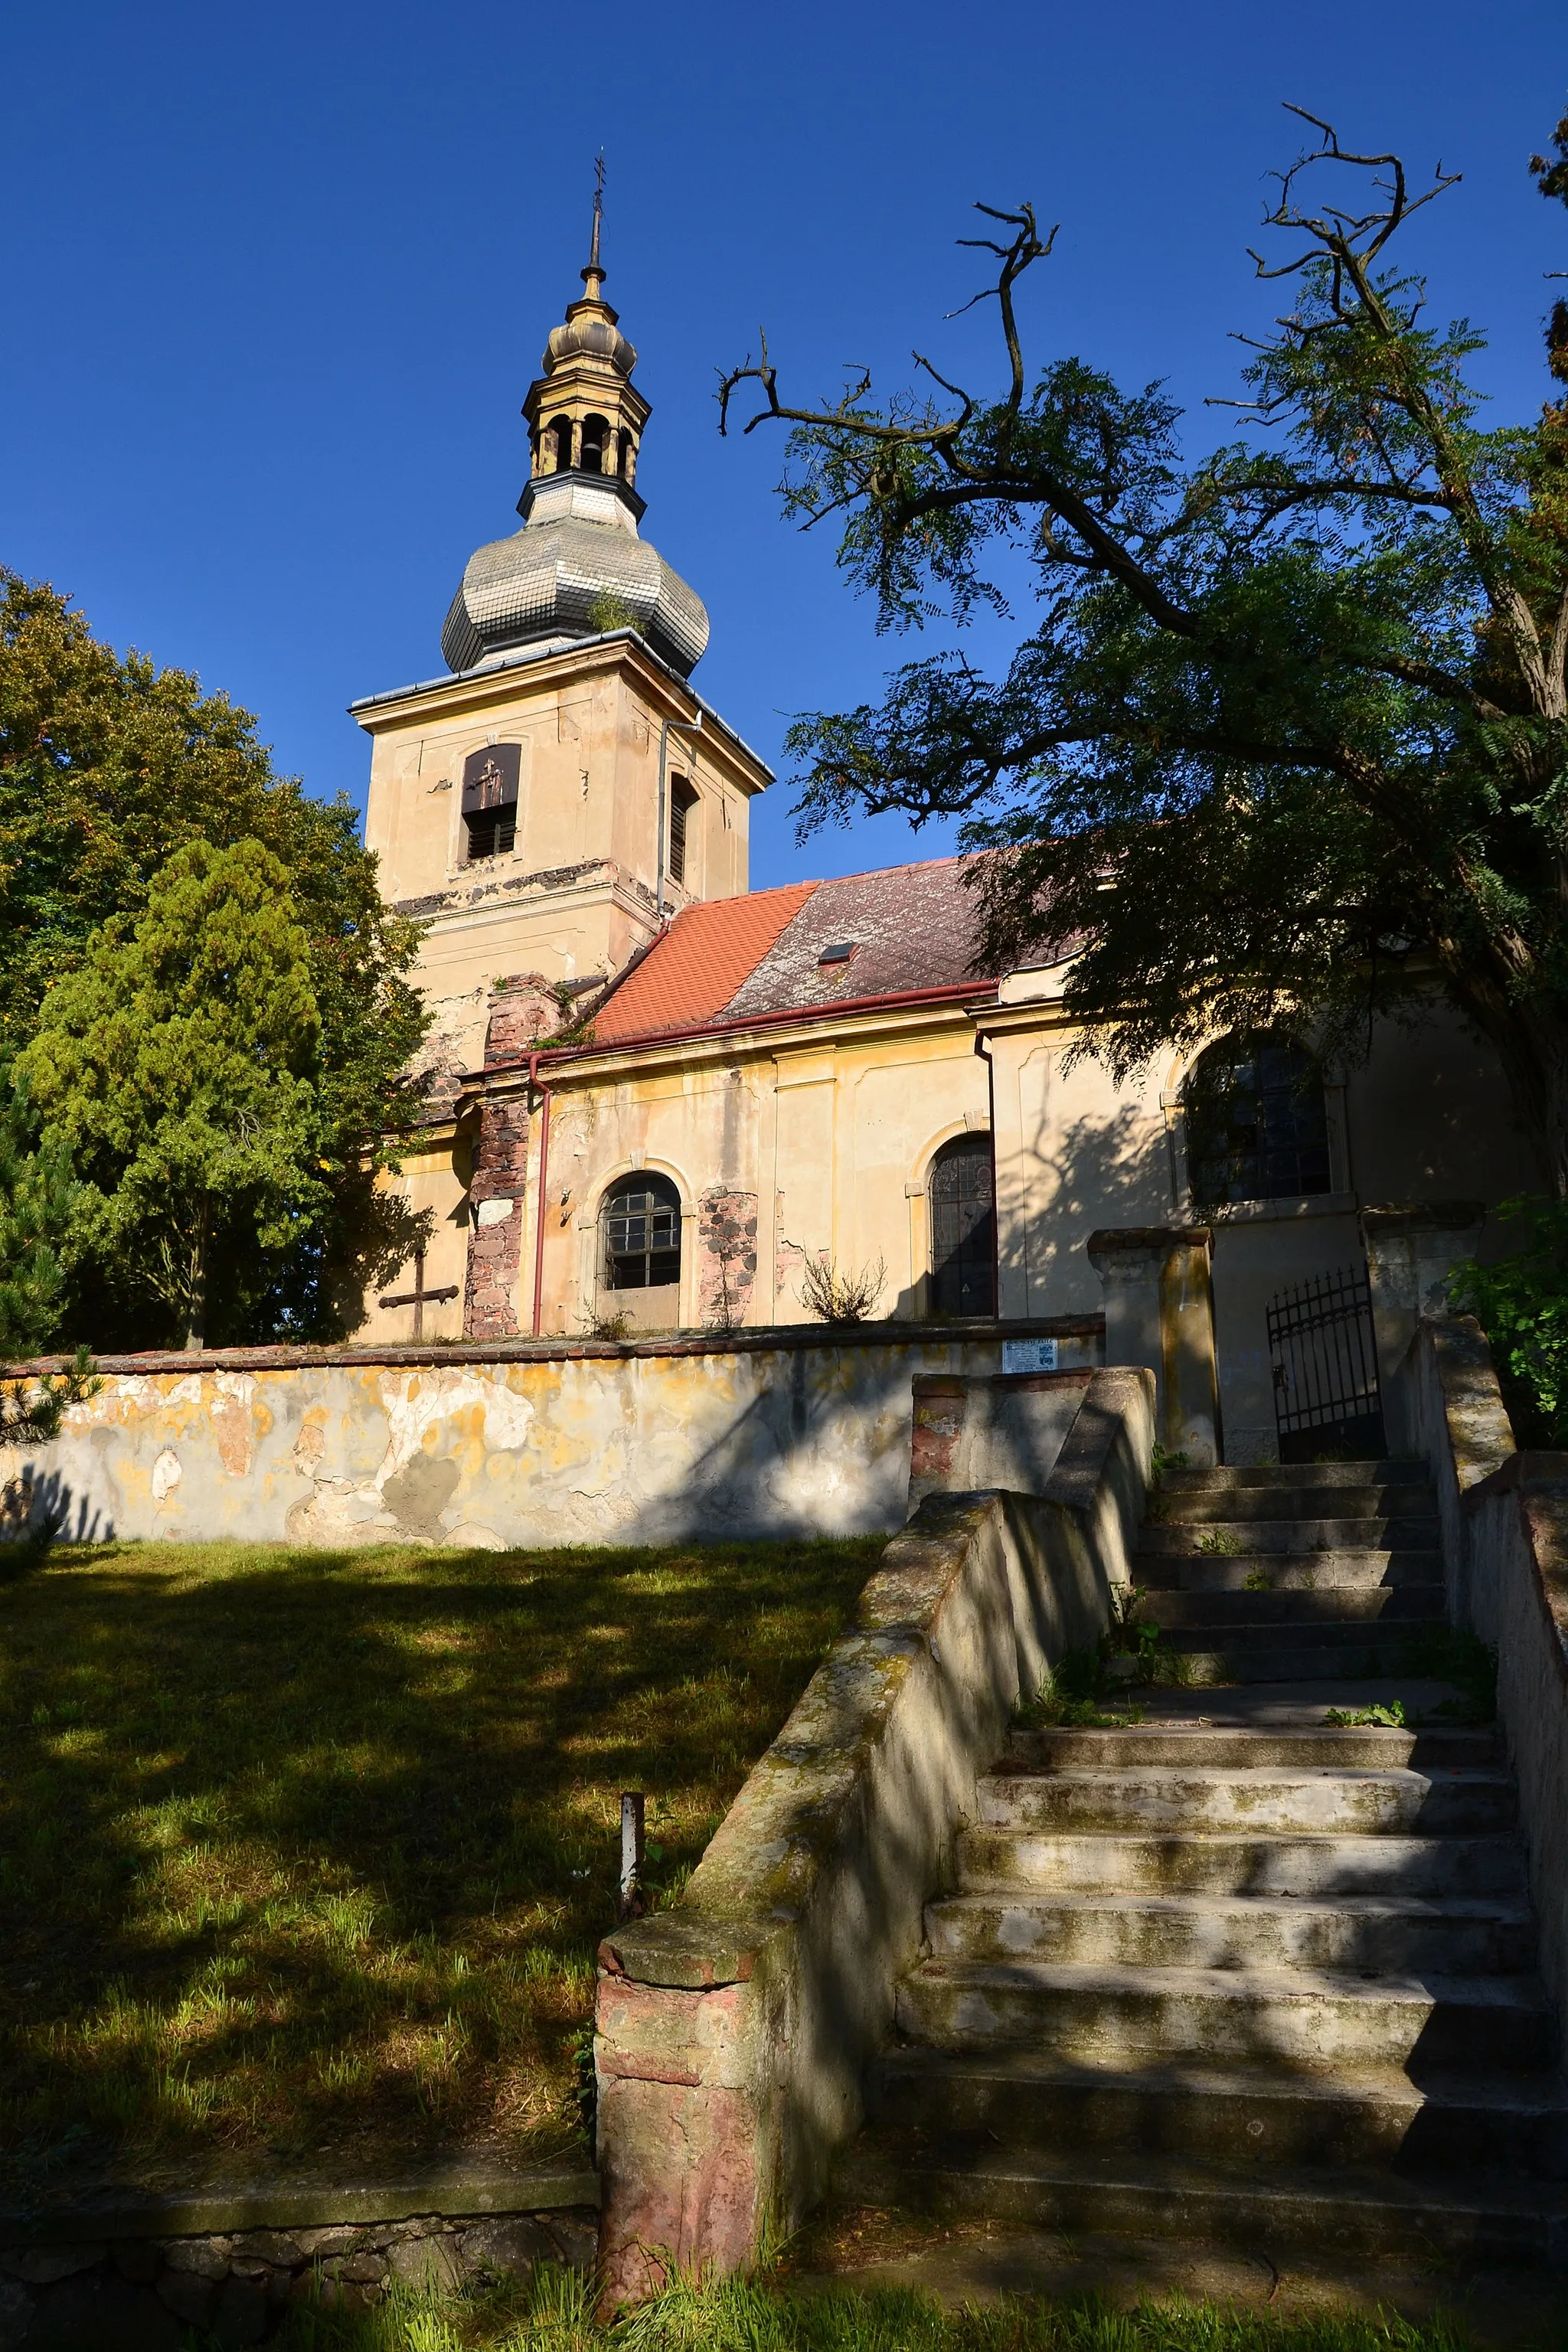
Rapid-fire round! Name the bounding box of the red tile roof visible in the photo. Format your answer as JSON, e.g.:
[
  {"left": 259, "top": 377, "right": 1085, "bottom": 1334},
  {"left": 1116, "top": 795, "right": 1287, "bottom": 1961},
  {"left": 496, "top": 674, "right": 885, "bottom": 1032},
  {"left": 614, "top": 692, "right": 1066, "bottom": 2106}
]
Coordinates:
[
  {"left": 590, "top": 857, "right": 998, "bottom": 1047},
  {"left": 592, "top": 880, "right": 820, "bottom": 1043}
]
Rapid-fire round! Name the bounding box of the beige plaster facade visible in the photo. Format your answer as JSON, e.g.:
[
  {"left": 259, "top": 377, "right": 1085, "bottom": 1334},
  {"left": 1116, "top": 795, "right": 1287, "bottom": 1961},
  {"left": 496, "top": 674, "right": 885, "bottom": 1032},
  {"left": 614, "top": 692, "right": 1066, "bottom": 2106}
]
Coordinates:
[{"left": 345, "top": 230, "right": 1537, "bottom": 1462}]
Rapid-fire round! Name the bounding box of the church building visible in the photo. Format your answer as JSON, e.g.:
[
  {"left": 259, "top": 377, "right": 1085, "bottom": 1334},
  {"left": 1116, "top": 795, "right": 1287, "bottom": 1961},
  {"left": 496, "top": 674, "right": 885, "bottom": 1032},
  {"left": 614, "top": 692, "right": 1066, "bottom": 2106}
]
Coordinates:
[{"left": 352, "top": 221, "right": 1533, "bottom": 1466}]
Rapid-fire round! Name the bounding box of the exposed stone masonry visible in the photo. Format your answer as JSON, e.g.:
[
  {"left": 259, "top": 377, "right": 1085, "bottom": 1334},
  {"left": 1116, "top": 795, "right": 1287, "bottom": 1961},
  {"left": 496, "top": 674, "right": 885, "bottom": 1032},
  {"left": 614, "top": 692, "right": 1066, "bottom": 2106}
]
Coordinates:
[
  {"left": 0, "top": 2206, "right": 597, "bottom": 2346},
  {"left": 697, "top": 1187, "right": 758, "bottom": 1329}
]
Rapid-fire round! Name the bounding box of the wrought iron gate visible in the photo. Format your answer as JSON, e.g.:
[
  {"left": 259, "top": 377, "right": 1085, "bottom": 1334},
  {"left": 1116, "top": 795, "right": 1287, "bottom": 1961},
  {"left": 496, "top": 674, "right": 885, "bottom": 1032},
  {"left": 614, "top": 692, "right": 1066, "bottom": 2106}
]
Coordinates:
[{"left": 1266, "top": 1264, "right": 1385, "bottom": 1462}]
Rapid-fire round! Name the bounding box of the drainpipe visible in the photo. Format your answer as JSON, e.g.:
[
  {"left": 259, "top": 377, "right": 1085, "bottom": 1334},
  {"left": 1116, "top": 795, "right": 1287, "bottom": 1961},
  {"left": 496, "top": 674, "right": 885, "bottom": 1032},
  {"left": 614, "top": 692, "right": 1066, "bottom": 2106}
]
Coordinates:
[
  {"left": 974, "top": 1029, "right": 1001, "bottom": 1318},
  {"left": 528, "top": 1051, "right": 553, "bottom": 1338},
  {"left": 655, "top": 710, "right": 703, "bottom": 918}
]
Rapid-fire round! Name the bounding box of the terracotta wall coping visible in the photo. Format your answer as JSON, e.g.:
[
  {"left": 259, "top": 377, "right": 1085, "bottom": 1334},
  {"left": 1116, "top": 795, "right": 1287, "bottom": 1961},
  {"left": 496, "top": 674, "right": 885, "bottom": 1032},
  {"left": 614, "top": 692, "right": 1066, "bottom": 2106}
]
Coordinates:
[{"left": 4, "top": 1315, "right": 1104, "bottom": 1382}]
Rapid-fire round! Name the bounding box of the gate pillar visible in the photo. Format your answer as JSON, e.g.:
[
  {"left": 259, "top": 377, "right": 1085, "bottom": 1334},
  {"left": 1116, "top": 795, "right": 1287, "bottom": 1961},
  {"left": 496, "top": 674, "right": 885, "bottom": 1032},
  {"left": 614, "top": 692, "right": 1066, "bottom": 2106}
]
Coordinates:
[
  {"left": 1360, "top": 1201, "right": 1486, "bottom": 1431},
  {"left": 1087, "top": 1226, "right": 1221, "bottom": 1467}
]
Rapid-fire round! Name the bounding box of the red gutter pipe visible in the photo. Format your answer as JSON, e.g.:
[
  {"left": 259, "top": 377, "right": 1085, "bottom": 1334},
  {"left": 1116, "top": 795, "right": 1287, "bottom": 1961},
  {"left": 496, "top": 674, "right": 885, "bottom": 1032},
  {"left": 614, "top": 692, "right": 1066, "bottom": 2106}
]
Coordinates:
[
  {"left": 475, "top": 980, "right": 1000, "bottom": 1088},
  {"left": 528, "top": 1050, "right": 552, "bottom": 1338}
]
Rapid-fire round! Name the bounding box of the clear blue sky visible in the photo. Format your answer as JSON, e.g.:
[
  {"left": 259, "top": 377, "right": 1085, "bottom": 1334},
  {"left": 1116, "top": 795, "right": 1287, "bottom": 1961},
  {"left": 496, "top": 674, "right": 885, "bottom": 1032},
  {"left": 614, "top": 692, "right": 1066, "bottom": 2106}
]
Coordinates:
[{"left": 4, "top": 1, "right": 1563, "bottom": 890}]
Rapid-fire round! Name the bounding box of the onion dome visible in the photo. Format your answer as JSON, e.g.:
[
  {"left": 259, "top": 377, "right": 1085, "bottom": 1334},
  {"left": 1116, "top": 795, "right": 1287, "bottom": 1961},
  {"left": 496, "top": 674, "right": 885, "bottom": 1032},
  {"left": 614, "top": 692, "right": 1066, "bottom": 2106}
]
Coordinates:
[
  {"left": 439, "top": 187, "right": 709, "bottom": 680},
  {"left": 440, "top": 477, "right": 710, "bottom": 678}
]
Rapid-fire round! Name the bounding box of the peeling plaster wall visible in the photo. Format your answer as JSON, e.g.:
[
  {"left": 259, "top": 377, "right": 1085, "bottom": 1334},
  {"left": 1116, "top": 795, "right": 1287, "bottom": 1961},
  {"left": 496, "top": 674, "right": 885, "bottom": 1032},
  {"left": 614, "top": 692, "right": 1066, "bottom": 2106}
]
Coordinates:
[{"left": 3, "top": 1328, "right": 1102, "bottom": 1553}]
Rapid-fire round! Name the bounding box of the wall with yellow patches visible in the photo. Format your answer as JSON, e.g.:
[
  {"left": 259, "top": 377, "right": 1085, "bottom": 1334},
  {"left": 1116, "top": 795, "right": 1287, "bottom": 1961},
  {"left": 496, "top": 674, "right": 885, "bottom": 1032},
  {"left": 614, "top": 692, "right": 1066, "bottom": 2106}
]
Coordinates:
[{"left": 4, "top": 1328, "right": 1102, "bottom": 1553}]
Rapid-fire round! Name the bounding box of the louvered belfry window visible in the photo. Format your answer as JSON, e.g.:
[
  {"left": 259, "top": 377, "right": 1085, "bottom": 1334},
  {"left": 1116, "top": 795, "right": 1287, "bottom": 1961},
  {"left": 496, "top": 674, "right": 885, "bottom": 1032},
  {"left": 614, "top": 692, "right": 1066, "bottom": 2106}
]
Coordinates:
[
  {"left": 668, "top": 779, "right": 699, "bottom": 887},
  {"left": 603, "top": 1174, "right": 682, "bottom": 1291},
  {"left": 929, "top": 1135, "right": 996, "bottom": 1317},
  {"left": 462, "top": 743, "right": 521, "bottom": 861}
]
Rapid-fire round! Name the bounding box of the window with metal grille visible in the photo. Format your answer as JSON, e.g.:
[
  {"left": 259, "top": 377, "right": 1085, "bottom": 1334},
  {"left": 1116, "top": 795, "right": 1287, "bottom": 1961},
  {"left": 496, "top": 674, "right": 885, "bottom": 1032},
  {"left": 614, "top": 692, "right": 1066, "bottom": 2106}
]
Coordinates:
[
  {"left": 603, "top": 1174, "right": 682, "bottom": 1291},
  {"left": 668, "top": 779, "right": 699, "bottom": 887},
  {"left": 929, "top": 1135, "right": 996, "bottom": 1317},
  {"left": 1186, "top": 1035, "right": 1331, "bottom": 1205}
]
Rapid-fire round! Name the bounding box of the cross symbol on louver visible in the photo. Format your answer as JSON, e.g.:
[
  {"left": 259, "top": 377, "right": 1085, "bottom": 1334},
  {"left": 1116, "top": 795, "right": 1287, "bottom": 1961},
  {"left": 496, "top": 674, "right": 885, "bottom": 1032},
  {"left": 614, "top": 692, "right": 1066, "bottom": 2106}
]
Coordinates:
[
  {"left": 377, "top": 1252, "right": 460, "bottom": 1344},
  {"left": 473, "top": 757, "right": 508, "bottom": 807}
]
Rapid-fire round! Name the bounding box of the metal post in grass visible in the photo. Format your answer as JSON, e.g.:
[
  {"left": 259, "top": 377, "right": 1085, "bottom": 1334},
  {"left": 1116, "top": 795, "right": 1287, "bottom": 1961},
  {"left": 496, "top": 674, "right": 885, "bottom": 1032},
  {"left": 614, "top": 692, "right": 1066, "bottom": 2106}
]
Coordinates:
[{"left": 619, "top": 1792, "right": 645, "bottom": 1918}]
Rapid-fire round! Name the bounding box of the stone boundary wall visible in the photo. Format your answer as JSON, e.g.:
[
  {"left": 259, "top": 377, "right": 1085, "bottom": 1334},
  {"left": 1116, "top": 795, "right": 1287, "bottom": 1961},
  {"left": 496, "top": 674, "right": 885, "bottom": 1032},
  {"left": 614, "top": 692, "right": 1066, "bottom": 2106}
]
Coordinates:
[
  {"left": 0, "top": 1319, "right": 1101, "bottom": 1553},
  {"left": 0, "top": 2170, "right": 596, "bottom": 2345},
  {"left": 1397, "top": 1318, "right": 1568, "bottom": 2036},
  {"left": 593, "top": 1365, "right": 1155, "bottom": 2301}
]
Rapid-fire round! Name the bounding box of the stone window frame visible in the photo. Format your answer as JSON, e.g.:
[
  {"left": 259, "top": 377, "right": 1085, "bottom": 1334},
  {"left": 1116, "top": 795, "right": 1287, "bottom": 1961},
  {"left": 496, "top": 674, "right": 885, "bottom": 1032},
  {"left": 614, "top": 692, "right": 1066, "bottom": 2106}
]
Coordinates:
[
  {"left": 1159, "top": 1035, "right": 1353, "bottom": 1218},
  {"left": 577, "top": 1155, "right": 701, "bottom": 1330}
]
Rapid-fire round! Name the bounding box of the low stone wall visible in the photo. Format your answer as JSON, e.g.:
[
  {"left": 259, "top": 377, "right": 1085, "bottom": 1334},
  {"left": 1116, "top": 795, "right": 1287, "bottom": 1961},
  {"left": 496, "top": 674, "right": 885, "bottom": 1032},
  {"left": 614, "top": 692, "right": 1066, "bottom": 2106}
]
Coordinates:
[
  {"left": 1396, "top": 1318, "right": 1568, "bottom": 2032},
  {"left": 0, "top": 2171, "right": 596, "bottom": 2346},
  {"left": 592, "top": 1365, "right": 1154, "bottom": 2301},
  {"left": 0, "top": 1318, "right": 1101, "bottom": 1553}
]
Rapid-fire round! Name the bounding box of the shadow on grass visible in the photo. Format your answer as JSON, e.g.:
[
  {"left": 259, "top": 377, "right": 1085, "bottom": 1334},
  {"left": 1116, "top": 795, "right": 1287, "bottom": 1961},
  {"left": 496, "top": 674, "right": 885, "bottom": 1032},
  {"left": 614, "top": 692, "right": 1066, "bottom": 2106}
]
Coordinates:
[{"left": 0, "top": 1534, "right": 880, "bottom": 2189}]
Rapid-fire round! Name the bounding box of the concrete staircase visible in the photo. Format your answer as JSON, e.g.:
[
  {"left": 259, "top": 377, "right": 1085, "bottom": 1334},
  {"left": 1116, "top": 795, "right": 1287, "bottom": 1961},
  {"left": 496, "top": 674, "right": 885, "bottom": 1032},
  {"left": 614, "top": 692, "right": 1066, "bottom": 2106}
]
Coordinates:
[{"left": 846, "top": 1461, "right": 1568, "bottom": 2268}]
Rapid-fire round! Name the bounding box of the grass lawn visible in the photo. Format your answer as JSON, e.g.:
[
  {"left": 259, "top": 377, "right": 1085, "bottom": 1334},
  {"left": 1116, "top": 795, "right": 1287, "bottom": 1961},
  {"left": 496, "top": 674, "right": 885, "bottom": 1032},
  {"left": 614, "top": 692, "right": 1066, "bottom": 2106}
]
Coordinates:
[
  {"left": 0, "top": 1533, "right": 881, "bottom": 2191},
  {"left": 259, "top": 2270, "right": 1498, "bottom": 2352}
]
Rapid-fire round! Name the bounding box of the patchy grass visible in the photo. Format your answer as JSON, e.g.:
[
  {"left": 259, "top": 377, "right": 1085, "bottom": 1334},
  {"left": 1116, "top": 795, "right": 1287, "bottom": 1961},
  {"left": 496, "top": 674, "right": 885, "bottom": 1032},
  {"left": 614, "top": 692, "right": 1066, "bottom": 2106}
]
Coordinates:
[
  {"left": 0, "top": 1534, "right": 880, "bottom": 2188},
  {"left": 260, "top": 2267, "right": 1504, "bottom": 2352}
]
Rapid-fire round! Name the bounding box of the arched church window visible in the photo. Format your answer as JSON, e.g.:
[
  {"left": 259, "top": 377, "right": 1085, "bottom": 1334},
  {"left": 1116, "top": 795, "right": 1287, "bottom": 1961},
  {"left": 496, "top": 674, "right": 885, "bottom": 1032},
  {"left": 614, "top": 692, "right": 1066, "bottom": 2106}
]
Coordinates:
[
  {"left": 929, "top": 1135, "right": 995, "bottom": 1318},
  {"left": 603, "top": 1174, "right": 682, "bottom": 1292},
  {"left": 668, "top": 778, "right": 699, "bottom": 887},
  {"left": 551, "top": 416, "right": 573, "bottom": 473},
  {"left": 580, "top": 414, "right": 608, "bottom": 474},
  {"left": 1185, "top": 1034, "right": 1331, "bottom": 1206}
]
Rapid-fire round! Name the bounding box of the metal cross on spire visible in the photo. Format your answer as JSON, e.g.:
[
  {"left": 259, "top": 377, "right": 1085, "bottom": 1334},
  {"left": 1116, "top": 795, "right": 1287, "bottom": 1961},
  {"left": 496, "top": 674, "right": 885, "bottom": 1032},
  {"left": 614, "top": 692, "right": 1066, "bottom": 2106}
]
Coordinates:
[{"left": 589, "top": 152, "right": 605, "bottom": 274}]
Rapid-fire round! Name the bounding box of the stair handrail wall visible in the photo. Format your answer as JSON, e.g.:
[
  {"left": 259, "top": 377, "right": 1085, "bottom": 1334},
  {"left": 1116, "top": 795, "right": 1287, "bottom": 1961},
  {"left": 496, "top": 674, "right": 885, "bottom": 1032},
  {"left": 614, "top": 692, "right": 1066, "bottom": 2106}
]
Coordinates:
[
  {"left": 1396, "top": 1315, "right": 1568, "bottom": 2036},
  {"left": 591, "top": 1364, "right": 1155, "bottom": 2304}
]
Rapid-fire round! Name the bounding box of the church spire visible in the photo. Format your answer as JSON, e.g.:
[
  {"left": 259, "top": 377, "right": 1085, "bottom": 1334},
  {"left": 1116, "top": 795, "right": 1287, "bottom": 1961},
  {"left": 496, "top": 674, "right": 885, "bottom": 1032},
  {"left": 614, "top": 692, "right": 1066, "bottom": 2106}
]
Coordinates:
[
  {"left": 521, "top": 165, "right": 648, "bottom": 505},
  {"left": 583, "top": 152, "right": 605, "bottom": 299}
]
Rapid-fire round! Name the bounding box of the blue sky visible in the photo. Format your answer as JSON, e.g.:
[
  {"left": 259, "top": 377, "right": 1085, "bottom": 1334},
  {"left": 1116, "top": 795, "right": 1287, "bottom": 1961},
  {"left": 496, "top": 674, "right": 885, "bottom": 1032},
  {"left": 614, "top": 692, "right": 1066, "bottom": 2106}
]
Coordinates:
[{"left": 4, "top": 1, "right": 1563, "bottom": 890}]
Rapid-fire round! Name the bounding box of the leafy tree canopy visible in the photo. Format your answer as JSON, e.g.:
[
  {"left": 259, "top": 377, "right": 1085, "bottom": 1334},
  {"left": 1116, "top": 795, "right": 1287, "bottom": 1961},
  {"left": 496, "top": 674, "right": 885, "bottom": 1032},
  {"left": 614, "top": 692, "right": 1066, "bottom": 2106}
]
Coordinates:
[
  {"left": 722, "top": 108, "right": 1568, "bottom": 1188},
  {"left": 0, "top": 578, "right": 430, "bottom": 1348}
]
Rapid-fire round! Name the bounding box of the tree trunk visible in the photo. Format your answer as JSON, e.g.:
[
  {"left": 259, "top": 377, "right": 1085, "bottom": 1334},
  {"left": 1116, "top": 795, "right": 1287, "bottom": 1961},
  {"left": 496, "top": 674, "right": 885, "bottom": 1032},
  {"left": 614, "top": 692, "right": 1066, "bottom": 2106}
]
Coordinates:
[
  {"left": 1463, "top": 994, "right": 1568, "bottom": 1204},
  {"left": 183, "top": 1207, "right": 209, "bottom": 1352}
]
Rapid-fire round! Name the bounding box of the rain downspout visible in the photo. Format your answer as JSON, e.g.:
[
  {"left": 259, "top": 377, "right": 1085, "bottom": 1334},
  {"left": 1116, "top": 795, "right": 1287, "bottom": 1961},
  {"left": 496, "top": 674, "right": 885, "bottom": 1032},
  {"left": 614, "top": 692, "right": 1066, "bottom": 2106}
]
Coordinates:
[
  {"left": 655, "top": 709, "right": 703, "bottom": 918},
  {"left": 528, "top": 1052, "right": 553, "bottom": 1338}
]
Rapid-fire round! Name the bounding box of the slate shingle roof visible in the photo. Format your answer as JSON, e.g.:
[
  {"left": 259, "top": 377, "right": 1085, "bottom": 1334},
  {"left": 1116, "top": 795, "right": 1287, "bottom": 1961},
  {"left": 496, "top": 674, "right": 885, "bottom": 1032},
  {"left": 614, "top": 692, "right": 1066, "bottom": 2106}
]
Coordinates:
[{"left": 590, "top": 857, "right": 995, "bottom": 1047}]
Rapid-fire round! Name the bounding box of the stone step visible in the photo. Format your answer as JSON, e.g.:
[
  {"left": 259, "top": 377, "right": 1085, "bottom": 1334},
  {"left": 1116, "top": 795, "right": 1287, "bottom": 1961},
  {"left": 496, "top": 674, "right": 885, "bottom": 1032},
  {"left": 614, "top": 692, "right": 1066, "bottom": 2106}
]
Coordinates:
[
  {"left": 1161, "top": 1462, "right": 1424, "bottom": 1491},
  {"left": 1138, "top": 1586, "right": 1446, "bottom": 1628},
  {"left": 1151, "top": 1484, "right": 1435, "bottom": 1524},
  {"left": 1150, "top": 1638, "right": 1438, "bottom": 1684},
  {"left": 1135, "top": 1550, "right": 1444, "bottom": 1592},
  {"left": 979, "top": 1766, "right": 1515, "bottom": 1838},
  {"left": 926, "top": 1890, "right": 1537, "bottom": 1974},
  {"left": 894, "top": 1958, "right": 1556, "bottom": 2070},
  {"left": 1129, "top": 1678, "right": 1482, "bottom": 1729},
  {"left": 867, "top": 2049, "right": 1568, "bottom": 2179},
  {"left": 840, "top": 2136, "right": 1568, "bottom": 2266},
  {"left": 1138, "top": 1517, "right": 1439, "bottom": 1555},
  {"left": 1004, "top": 1726, "right": 1498, "bottom": 1772},
  {"left": 956, "top": 1829, "right": 1528, "bottom": 1900}
]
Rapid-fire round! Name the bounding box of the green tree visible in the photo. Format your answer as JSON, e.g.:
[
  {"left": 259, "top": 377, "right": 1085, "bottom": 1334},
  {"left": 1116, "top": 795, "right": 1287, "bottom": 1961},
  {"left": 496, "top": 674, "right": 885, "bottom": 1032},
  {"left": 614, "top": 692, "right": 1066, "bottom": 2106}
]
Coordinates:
[
  {"left": 0, "top": 1085, "right": 74, "bottom": 1361},
  {"left": 0, "top": 576, "right": 430, "bottom": 1344},
  {"left": 16, "top": 841, "right": 423, "bottom": 1350},
  {"left": 721, "top": 109, "right": 1568, "bottom": 1185}
]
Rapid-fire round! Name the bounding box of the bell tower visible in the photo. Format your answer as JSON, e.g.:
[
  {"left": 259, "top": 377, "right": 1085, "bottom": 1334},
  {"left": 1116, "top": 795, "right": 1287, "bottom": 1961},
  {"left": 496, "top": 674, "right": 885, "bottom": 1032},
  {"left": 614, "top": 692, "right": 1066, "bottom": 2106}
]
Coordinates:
[{"left": 351, "top": 182, "right": 773, "bottom": 1346}]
